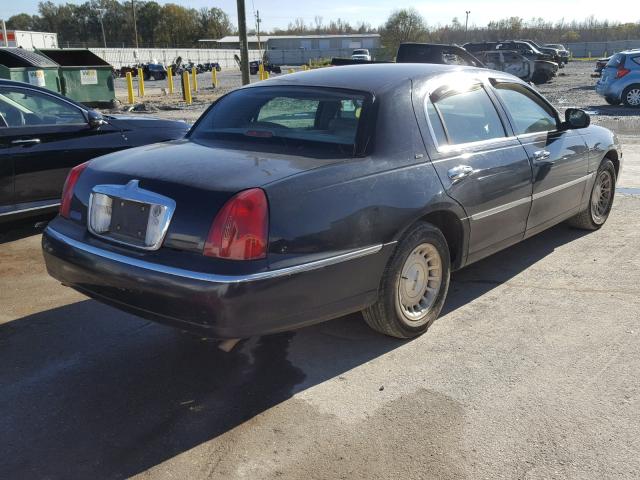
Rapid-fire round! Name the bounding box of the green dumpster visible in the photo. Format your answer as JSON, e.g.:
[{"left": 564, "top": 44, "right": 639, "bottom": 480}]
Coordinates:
[
  {"left": 0, "top": 48, "right": 61, "bottom": 93},
  {"left": 37, "top": 49, "right": 115, "bottom": 107}
]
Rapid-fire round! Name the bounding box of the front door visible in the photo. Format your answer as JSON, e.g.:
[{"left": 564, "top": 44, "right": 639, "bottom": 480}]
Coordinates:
[
  {"left": 490, "top": 81, "right": 590, "bottom": 235},
  {"left": 0, "top": 86, "right": 122, "bottom": 209},
  {"left": 418, "top": 80, "right": 533, "bottom": 264}
]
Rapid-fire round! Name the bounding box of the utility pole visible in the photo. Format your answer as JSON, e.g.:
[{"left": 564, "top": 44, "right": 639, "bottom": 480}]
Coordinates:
[
  {"left": 131, "top": 0, "right": 139, "bottom": 49},
  {"left": 1, "top": 20, "right": 8, "bottom": 47},
  {"left": 97, "top": 8, "right": 107, "bottom": 48},
  {"left": 465, "top": 11, "right": 471, "bottom": 42},
  {"left": 255, "top": 10, "right": 262, "bottom": 59},
  {"left": 237, "top": 0, "right": 250, "bottom": 85}
]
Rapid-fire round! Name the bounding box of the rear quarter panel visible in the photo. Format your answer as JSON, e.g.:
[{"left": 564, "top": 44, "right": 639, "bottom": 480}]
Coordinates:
[{"left": 264, "top": 79, "right": 467, "bottom": 269}]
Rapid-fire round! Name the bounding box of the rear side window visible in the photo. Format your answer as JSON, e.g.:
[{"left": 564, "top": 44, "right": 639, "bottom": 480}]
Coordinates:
[
  {"left": 493, "top": 83, "right": 557, "bottom": 135},
  {"left": 606, "top": 54, "right": 625, "bottom": 68},
  {"left": 632, "top": 56, "right": 640, "bottom": 66},
  {"left": 427, "top": 84, "right": 506, "bottom": 146}
]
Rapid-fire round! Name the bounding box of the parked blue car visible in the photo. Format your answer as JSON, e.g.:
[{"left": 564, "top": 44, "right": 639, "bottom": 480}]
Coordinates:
[{"left": 595, "top": 50, "right": 640, "bottom": 107}]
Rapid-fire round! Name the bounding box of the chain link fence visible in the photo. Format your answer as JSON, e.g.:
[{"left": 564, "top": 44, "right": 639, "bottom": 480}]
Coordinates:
[{"left": 566, "top": 40, "right": 640, "bottom": 57}]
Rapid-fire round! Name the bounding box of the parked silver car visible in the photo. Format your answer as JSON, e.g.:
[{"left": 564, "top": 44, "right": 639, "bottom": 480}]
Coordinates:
[{"left": 595, "top": 50, "right": 640, "bottom": 107}]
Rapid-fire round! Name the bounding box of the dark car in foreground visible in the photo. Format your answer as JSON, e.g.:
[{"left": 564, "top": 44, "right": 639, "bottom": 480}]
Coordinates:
[
  {"left": 42, "top": 64, "right": 622, "bottom": 340},
  {"left": 0, "top": 79, "right": 189, "bottom": 222}
]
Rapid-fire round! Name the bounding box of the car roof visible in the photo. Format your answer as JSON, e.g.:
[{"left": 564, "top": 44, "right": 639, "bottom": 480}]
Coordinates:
[
  {"left": 0, "top": 78, "right": 88, "bottom": 110},
  {"left": 254, "top": 63, "right": 497, "bottom": 94}
]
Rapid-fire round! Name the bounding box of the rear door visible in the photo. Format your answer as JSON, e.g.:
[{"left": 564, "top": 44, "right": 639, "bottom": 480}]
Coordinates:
[
  {"left": 417, "top": 79, "right": 533, "bottom": 263},
  {"left": 490, "top": 81, "right": 589, "bottom": 234},
  {"left": 0, "top": 127, "right": 12, "bottom": 215},
  {"left": 0, "top": 86, "right": 125, "bottom": 208}
]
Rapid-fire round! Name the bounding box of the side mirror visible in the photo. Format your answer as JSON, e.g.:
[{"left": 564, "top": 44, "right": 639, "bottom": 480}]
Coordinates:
[
  {"left": 564, "top": 108, "right": 590, "bottom": 129},
  {"left": 88, "top": 110, "right": 107, "bottom": 129}
]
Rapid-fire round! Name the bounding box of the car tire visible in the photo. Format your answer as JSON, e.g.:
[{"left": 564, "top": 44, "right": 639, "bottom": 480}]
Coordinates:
[
  {"left": 567, "top": 159, "right": 616, "bottom": 230},
  {"left": 363, "top": 222, "right": 450, "bottom": 339},
  {"left": 605, "top": 96, "right": 621, "bottom": 105},
  {"left": 532, "top": 70, "right": 550, "bottom": 85},
  {"left": 622, "top": 84, "right": 640, "bottom": 108}
]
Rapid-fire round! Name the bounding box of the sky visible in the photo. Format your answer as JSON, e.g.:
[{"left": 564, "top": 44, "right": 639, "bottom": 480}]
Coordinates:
[{"left": 3, "top": 0, "right": 637, "bottom": 31}]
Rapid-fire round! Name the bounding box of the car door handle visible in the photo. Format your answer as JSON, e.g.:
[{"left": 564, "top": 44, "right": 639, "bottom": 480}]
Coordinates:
[
  {"left": 11, "top": 138, "right": 41, "bottom": 145},
  {"left": 532, "top": 150, "right": 551, "bottom": 161},
  {"left": 447, "top": 165, "right": 474, "bottom": 183}
]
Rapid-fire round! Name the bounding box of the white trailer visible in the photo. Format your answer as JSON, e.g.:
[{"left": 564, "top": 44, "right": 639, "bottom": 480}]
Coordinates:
[{"left": 0, "top": 29, "right": 58, "bottom": 49}]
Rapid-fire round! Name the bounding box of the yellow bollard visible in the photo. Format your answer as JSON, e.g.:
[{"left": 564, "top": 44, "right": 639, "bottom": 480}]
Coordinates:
[
  {"left": 126, "top": 71, "right": 135, "bottom": 104},
  {"left": 265, "top": 71, "right": 270, "bottom": 79},
  {"left": 191, "top": 66, "right": 198, "bottom": 92},
  {"left": 212, "top": 68, "right": 218, "bottom": 88},
  {"left": 137, "top": 67, "right": 145, "bottom": 97},
  {"left": 182, "top": 71, "right": 192, "bottom": 104},
  {"left": 288, "top": 68, "right": 294, "bottom": 74},
  {"left": 167, "top": 66, "right": 174, "bottom": 94}
]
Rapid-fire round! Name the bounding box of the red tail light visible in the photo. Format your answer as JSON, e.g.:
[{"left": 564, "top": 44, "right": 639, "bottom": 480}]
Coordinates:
[
  {"left": 616, "top": 67, "right": 631, "bottom": 78},
  {"left": 204, "top": 188, "right": 269, "bottom": 260},
  {"left": 60, "top": 161, "right": 90, "bottom": 218}
]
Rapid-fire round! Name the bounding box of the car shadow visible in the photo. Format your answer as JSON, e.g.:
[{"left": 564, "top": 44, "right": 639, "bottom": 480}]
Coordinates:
[
  {"left": 0, "top": 223, "right": 589, "bottom": 479},
  {"left": 0, "top": 214, "right": 54, "bottom": 245}
]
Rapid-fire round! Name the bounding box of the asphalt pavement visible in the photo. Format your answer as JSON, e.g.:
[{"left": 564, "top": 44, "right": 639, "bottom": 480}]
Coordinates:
[{"left": 1, "top": 62, "right": 639, "bottom": 479}]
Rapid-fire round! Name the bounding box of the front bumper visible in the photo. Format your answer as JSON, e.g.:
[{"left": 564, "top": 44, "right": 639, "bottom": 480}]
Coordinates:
[{"left": 42, "top": 226, "right": 393, "bottom": 338}]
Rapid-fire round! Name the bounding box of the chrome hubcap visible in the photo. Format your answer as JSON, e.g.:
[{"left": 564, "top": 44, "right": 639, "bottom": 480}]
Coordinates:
[
  {"left": 591, "top": 170, "right": 613, "bottom": 224},
  {"left": 396, "top": 243, "right": 442, "bottom": 326},
  {"left": 627, "top": 89, "right": 640, "bottom": 106}
]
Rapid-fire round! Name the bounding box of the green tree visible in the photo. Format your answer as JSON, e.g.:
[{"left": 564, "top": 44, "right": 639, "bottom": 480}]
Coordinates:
[
  {"left": 6, "top": 13, "right": 39, "bottom": 30},
  {"left": 380, "top": 9, "right": 428, "bottom": 56},
  {"left": 198, "top": 7, "right": 232, "bottom": 40}
]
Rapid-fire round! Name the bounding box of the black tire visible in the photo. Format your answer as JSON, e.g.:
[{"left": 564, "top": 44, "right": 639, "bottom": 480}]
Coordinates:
[
  {"left": 622, "top": 84, "right": 640, "bottom": 108},
  {"left": 363, "top": 222, "right": 451, "bottom": 339},
  {"left": 605, "top": 96, "right": 621, "bottom": 106},
  {"left": 532, "top": 70, "right": 550, "bottom": 85},
  {"left": 567, "top": 159, "right": 616, "bottom": 230}
]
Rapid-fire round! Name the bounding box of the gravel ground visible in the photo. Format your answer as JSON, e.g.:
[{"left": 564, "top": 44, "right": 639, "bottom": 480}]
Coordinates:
[
  {"left": 106, "top": 62, "right": 640, "bottom": 135},
  {"left": 1, "top": 60, "right": 639, "bottom": 479}
]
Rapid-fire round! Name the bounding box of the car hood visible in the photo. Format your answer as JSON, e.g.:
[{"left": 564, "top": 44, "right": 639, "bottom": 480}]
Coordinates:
[{"left": 105, "top": 114, "right": 189, "bottom": 130}]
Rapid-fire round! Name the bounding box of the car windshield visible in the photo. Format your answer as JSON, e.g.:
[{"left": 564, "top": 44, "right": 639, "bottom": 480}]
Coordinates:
[
  {"left": 353, "top": 50, "right": 368, "bottom": 55},
  {"left": 190, "top": 86, "right": 367, "bottom": 156}
]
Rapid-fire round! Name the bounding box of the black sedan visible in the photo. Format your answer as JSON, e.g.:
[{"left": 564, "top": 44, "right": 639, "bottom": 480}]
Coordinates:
[
  {"left": 42, "top": 64, "right": 622, "bottom": 339},
  {"left": 0, "top": 79, "right": 189, "bottom": 222}
]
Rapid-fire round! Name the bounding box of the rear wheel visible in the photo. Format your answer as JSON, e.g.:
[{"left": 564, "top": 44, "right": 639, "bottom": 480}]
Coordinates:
[
  {"left": 363, "top": 223, "right": 450, "bottom": 339},
  {"left": 622, "top": 85, "right": 640, "bottom": 108},
  {"left": 567, "top": 159, "right": 616, "bottom": 230}
]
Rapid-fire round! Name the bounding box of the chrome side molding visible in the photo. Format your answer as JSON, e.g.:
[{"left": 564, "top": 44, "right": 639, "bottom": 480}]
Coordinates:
[{"left": 45, "top": 227, "right": 388, "bottom": 284}]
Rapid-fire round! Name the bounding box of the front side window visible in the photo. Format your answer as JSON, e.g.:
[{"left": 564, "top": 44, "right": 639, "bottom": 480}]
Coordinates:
[
  {"left": 191, "top": 86, "right": 367, "bottom": 155},
  {"left": 0, "top": 88, "right": 85, "bottom": 128},
  {"left": 493, "top": 83, "right": 557, "bottom": 135},
  {"left": 427, "top": 83, "right": 506, "bottom": 146}
]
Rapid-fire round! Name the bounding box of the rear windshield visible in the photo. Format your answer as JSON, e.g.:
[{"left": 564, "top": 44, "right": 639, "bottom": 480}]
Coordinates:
[
  {"left": 606, "top": 53, "right": 625, "bottom": 68},
  {"left": 190, "top": 86, "right": 367, "bottom": 156}
]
